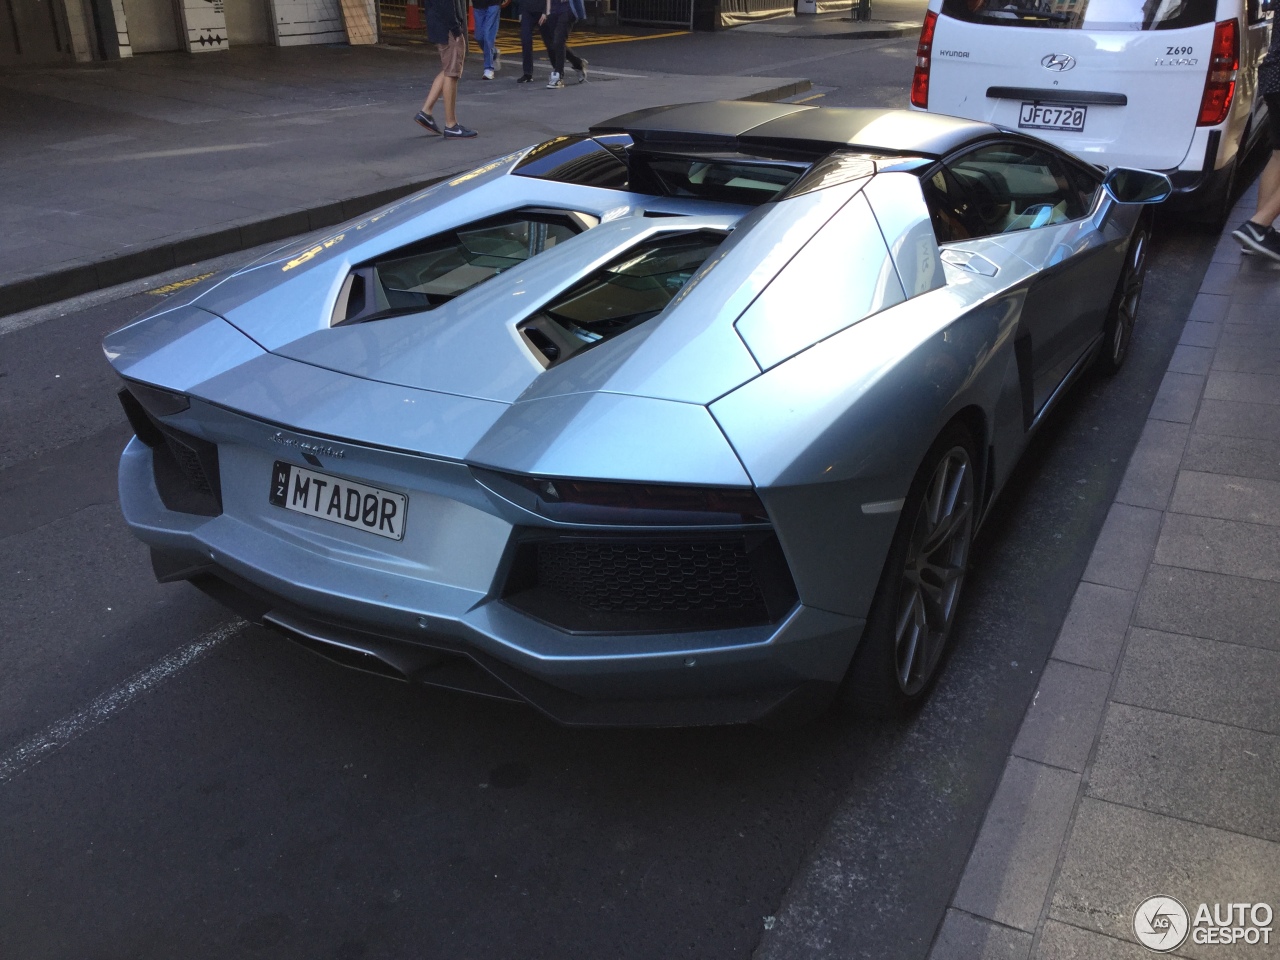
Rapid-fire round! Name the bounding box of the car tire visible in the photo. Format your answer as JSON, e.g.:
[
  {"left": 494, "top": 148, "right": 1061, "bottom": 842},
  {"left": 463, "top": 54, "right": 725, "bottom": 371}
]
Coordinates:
[
  {"left": 1099, "top": 211, "right": 1151, "bottom": 375},
  {"left": 838, "top": 424, "right": 978, "bottom": 718}
]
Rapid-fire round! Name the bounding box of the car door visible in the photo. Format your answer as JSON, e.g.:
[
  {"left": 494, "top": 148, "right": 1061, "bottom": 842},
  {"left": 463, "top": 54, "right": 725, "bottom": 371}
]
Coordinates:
[{"left": 922, "top": 139, "right": 1114, "bottom": 418}]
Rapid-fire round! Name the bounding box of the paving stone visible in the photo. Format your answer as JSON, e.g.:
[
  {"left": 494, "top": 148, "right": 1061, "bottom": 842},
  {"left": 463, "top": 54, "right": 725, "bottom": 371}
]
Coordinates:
[
  {"left": 954, "top": 758, "right": 1081, "bottom": 933},
  {"left": 1082, "top": 504, "right": 1163, "bottom": 591},
  {"left": 1170, "top": 470, "right": 1280, "bottom": 526},
  {"left": 1229, "top": 274, "right": 1280, "bottom": 305},
  {"left": 1135, "top": 565, "right": 1280, "bottom": 651},
  {"left": 1182, "top": 433, "right": 1280, "bottom": 482},
  {"left": 1052, "top": 582, "right": 1137, "bottom": 672},
  {"left": 1224, "top": 299, "right": 1280, "bottom": 325},
  {"left": 1149, "top": 372, "right": 1205, "bottom": 423},
  {"left": 1204, "top": 371, "right": 1280, "bottom": 406},
  {"left": 1167, "top": 345, "right": 1214, "bottom": 376},
  {"left": 1211, "top": 345, "right": 1280, "bottom": 375},
  {"left": 1050, "top": 798, "right": 1280, "bottom": 957},
  {"left": 1185, "top": 292, "right": 1229, "bottom": 325},
  {"left": 1193, "top": 398, "right": 1280, "bottom": 441},
  {"left": 1034, "top": 920, "right": 1155, "bottom": 960},
  {"left": 1196, "top": 261, "right": 1241, "bottom": 297},
  {"left": 929, "top": 909, "right": 1032, "bottom": 960},
  {"left": 1013, "top": 660, "right": 1112, "bottom": 773},
  {"left": 1088, "top": 703, "right": 1280, "bottom": 842},
  {"left": 1154, "top": 513, "right": 1280, "bottom": 581},
  {"left": 1114, "top": 628, "right": 1280, "bottom": 734},
  {"left": 1210, "top": 237, "right": 1244, "bottom": 267},
  {"left": 1116, "top": 419, "right": 1188, "bottom": 510},
  {"left": 1218, "top": 324, "right": 1280, "bottom": 350},
  {"left": 1178, "top": 321, "right": 1222, "bottom": 349}
]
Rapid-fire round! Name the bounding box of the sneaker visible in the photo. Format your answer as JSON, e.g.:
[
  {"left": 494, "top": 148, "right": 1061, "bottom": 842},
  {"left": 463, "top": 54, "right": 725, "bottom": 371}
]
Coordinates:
[
  {"left": 483, "top": 68, "right": 494, "bottom": 80},
  {"left": 443, "top": 123, "right": 478, "bottom": 139},
  {"left": 494, "top": 52, "right": 502, "bottom": 74},
  {"left": 574, "top": 59, "right": 588, "bottom": 83},
  {"left": 516, "top": 73, "right": 533, "bottom": 83},
  {"left": 414, "top": 110, "right": 441, "bottom": 134},
  {"left": 546, "top": 71, "right": 563, "bottom": 89},
  {"left": 1233, "top": 221, "right": 1280, "bottom": 262}
]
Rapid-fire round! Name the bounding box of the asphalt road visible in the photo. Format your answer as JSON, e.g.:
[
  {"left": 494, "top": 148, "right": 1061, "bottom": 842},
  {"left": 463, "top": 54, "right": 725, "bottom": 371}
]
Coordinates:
[{"left": 0, "top": 28, "right": 1221, "bottom": 960}]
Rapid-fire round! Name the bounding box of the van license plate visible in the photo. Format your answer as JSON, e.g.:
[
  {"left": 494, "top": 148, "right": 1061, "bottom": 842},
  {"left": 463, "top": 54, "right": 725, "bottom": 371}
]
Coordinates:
[
  {"left": 269, "top": 461, "right": 407, "bottom": 541},
  {"left": 1018, "top": 102, "right": 1087, "bottom": 132}
]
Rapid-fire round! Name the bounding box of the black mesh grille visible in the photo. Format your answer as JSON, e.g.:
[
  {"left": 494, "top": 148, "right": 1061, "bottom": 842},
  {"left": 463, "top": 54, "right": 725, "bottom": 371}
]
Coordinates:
[
  {"left": 537, "top": 539, "right": 766, "bottom": 614},
  {"left": 166, "top": 435, "right": 214, "bottom": 495}
]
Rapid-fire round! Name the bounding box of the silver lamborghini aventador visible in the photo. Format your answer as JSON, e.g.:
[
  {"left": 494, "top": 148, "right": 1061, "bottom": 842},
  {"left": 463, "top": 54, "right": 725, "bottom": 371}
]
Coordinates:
[{"left": 104, "top": 102, "right": 1169, "bottom": 727}]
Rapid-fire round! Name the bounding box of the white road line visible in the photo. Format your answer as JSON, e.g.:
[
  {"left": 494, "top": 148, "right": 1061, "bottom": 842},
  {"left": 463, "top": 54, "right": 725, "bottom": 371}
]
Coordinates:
[{"left": 0, "top": 620, "right": 245, "bottom": 786}]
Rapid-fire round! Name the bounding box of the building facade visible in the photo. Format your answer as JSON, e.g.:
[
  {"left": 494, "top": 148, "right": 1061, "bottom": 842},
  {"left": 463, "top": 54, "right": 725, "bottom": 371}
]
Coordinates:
[{"left": 1, "top": 0, "right": 377, "bottom": 65}]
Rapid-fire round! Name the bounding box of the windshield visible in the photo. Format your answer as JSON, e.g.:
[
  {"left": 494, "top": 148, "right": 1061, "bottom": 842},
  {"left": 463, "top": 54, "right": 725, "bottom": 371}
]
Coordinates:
[{"left": 940, "top": 0, "right": 1217, "bottom": 29}]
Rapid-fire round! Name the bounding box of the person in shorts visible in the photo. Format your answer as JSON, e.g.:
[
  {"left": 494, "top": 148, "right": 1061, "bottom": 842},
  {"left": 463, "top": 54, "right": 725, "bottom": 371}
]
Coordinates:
[
  {"left": 1232, "top": 26, "right": 1280, "bottom": 260},
  {"left": 415, "top": 0, "right": 478, "bottom": 139}
]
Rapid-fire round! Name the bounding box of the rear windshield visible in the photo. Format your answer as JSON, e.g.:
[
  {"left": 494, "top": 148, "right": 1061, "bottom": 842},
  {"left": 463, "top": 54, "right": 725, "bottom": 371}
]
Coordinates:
[
  {"left": 940, "top": 0, "right": 1217, "bottom": 30},
  {"left": 517, "top": 231, "right": 724, "bottom": 366},
  {"left": 513, "top": 135, "right": 808, "bottom": 205}
]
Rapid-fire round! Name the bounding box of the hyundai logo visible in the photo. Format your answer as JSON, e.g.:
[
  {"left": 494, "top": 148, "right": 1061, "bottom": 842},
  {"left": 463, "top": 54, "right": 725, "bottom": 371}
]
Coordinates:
[{"left": 1041, "top": 53, "right": 1076, "bottom": 71}]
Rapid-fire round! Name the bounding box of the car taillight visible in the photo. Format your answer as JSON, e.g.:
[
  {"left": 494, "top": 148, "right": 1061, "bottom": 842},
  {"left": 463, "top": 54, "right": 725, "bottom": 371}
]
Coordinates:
[
  {"left": 911, "top": 11, "right": 938, "bottom": 109},
  {"left": 475, "top": 469, "right": 770, "bottom": 526},
  {"left": 1197, "top": 18, "right": 1238, "bottom": 126}
]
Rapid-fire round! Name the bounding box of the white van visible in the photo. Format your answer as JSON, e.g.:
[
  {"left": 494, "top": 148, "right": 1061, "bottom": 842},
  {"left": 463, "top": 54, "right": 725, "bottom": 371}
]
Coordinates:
[{"left": 910, "top": 0, "right": 1273, "bottom": 225}]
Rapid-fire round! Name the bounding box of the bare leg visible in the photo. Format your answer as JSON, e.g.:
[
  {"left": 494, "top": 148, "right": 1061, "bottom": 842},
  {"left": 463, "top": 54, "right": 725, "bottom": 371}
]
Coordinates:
[
  {"left": 422, "top": 71, "right": 446, "bottom": 115},
  {"left": 441, "top": 76, "right": 459, "bottom": 127},
  {"left": 1246, "top": 150, "right": 1280, "bottom": 229}
]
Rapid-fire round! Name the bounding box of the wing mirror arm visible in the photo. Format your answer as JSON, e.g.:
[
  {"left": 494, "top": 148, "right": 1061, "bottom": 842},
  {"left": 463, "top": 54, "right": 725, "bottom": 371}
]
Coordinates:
[{"left": 1102, "top": 167, "right": 1173, "bottom": 204}]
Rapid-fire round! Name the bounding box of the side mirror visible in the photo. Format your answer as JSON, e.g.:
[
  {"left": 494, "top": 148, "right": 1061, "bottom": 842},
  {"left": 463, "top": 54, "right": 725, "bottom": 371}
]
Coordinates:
[{"left": 1103, "top": 167, "right": 1173, "bottom": 204}]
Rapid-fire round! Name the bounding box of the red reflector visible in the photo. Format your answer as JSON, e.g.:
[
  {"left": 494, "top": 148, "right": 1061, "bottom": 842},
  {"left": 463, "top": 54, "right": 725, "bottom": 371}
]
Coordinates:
[
  {"left": 911, "top": 11, "right": 937, "bottom": 109},
  {"left": 1198, "top": 19, "right": 1238, "bottom": 126}
]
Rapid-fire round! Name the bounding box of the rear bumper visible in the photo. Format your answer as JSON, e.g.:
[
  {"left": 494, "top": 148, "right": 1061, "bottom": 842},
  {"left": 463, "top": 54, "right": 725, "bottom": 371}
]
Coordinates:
[
  {"left": 172, "top": 555, "right": 845, "bottom": 728},
  {"left": 122, "top": 437, "right": 863, "bottom": 728}
]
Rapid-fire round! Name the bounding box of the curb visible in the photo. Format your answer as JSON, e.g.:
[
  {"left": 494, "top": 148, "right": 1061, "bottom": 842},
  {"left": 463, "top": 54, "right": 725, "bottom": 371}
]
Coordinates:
[{"left": 0, "top": 80, "right": 809, "bottom": 320}]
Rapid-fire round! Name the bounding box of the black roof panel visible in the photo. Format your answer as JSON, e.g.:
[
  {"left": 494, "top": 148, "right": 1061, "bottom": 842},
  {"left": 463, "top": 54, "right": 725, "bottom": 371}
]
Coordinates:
[{"left": 591, "top": 101, "right": 999, "bottom": 158}]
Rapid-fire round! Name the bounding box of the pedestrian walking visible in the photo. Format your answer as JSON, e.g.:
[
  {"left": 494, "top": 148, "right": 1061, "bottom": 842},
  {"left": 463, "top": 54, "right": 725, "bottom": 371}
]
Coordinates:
[
  {"left": 472, "top": 0, "right": 507, "bottom": 80},
  {"left": 415, "top": 0, "right": 479, "bottom": 138},
  {"left": 514, "top": 0, "right": 543, "bottom": 83},
  {"left": 539, "top": 0, "right": 587, "bottom": 89},
  {"left": 1232, "top": 23, "right": 1280, "bottom": 261}
]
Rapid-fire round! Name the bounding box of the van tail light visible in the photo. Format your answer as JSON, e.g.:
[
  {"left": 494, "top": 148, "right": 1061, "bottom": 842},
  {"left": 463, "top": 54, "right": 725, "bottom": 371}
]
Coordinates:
[
  {"left": 1197, "top": 18, "right": 1238, "bottom": 126},
  {"left": 911, "top": 11, "right": 938, "bottom": 109}
]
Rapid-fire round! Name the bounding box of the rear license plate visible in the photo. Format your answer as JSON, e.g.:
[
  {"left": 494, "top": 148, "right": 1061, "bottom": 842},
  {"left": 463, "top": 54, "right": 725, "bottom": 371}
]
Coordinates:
[
  {"left": 269, "top": 461, "right": 407, "bottom": 541},
  {"left": 1018, "top": 102, "right": 1087, "bottom": 132}
]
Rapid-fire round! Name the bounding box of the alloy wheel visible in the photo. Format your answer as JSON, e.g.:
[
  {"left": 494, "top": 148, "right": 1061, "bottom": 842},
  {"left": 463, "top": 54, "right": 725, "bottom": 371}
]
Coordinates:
[
  {"left": 1111, "top": 226, "right": 1148, "bottom": 365},
  {"left": 893, "top": 446, "right": 974, "bottom": 695}
]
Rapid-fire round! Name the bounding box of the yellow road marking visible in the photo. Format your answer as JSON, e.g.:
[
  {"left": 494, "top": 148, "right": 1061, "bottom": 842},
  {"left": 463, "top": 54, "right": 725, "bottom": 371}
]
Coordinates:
[
  {"left": 790, "top": 93, "right": 826, "bottom": 104},
  {"left": 148, "top": 272, "right": 216, "bottom": 295}
]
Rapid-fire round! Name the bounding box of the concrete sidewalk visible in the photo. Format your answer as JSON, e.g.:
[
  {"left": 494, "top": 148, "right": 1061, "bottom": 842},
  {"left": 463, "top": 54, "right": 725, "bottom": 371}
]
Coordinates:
[
  {"left": 0, "top": 43, "right": 806, "bottom": 316},
  {"left": 930, "top": 185, "right": 1280, "bottom": 959}
]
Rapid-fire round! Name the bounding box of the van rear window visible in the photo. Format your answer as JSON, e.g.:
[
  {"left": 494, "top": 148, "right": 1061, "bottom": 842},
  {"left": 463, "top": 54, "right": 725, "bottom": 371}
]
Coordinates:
[{"left": 940, "top": 0, "right": 1216, "bottom": 30}]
